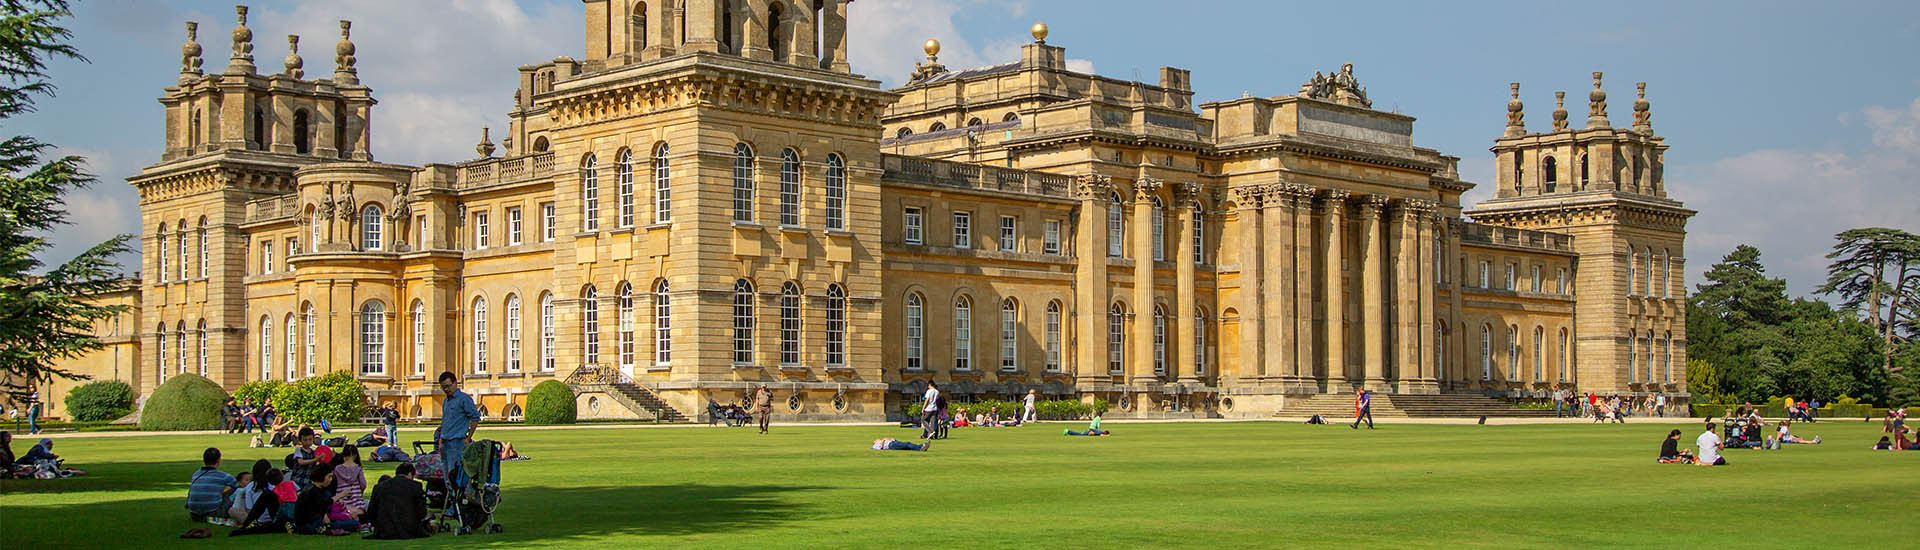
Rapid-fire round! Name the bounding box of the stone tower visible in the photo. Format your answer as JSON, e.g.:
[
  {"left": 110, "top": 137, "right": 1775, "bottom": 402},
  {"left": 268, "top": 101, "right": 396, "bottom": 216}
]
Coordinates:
[
  {"left": 1465, "top": 73, "right": 1692, "bottom": 396},
  {"left": 131, "top": 6, "right": 377, "bottom": 393}
]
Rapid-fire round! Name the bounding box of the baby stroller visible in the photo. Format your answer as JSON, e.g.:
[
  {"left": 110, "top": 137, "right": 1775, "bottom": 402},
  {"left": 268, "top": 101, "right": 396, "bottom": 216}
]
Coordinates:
[{"left": 412, "top": 440, "right": 505, "bottom": 535}]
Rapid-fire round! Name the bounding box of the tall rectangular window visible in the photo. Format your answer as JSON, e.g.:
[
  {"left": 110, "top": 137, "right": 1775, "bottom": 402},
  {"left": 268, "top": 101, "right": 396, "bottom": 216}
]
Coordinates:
[
  {"left": 1505, "top": 264, "right": 1516, "bottom": 290},
  {"left": 474, "top": 211, "right": 489, "bottom": 250},
  {"left": 1193, "top": 215, "right": 1205, "bottom": 264},
  {"left": 582, "top": 155, "right": 600, "bottom": 232},
  {"left": 261, "top": 241, "right": 273, "bottom": 274},
  {"left": 1043, "top": 220, "right": 1061, "bottom": 254},
  {"left": 779, "top": 150, "right": 801, "bottom": 226},
  {"left": 286, "top": 237, "right": 299, "bottom": 271},
  {"left": 825, "top": 155, "right": 845, "bottom": 230},
  {"left": 999, "top": 215, "right": 1017, "bottom": 252},
  {"left": 1558, "top": 267, "right": 1568, "bottom": 295},
  {"left": 999, "top": 300, "right": 1017, "bottom": 371},
  {"left": 541, "top": 203, "right": 556, "bottom": 242},
  {"left": 952, "top": 298, "right": 971, "bottom": 370},
  {"left": 507, "top": 207, "right": 523, "bottom": 246},
  {"left": 1531, "top": 265, "right": 1541, "bottom": 292},
  {"left": 825, "top": 286, "right": 846, "bottom": 367},
  {"left": 903, "top": 207, "right": 922, "bottom": 244},
  {"left": 617, "top": 150, "right": 635, "bottom": 227},
  {"left": 952, "top": 212, "right": 971, "bottom": 249},
  {"left": 1478, "top": 261, "right": 1489, "bottom": 288},
  {"left": 654, "top": 145, "right": 673, "bottom": 223},
  {"left": 732, "top": 144, "right": 755, "bottom": 223},
  {"left": 415, "top": 216, "right": 426, "bottom": 249},
  {"left": 1044, "top": 302, "right": 1062, "bottom": 372}
]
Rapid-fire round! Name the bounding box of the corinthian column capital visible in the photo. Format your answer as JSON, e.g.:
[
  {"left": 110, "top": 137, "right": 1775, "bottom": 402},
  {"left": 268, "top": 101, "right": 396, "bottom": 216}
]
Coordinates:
[{"left": 1074, "top": 173, "right": 1114, "bottom": 200}]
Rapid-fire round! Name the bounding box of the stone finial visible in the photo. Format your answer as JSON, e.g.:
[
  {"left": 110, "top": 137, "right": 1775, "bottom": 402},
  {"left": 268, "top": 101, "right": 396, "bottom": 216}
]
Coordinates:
[
  {"left": 226, "top": 5, "right": 255, "bottom": 74},
  {"left": 180, "top": 22, "right": 203, "bottom": 82},
  {"left": 1632, "top": 82, "right": 1652, "bottom": 133},
  {"left": 1504, "top": 83, "right": 1524, "bottom": 137},
  {"left": 476, "top": 127, "right": 496, "bottom": 158},
  {"left": 1586, "top": 71, "right": 1610, "bottom": 129},
  {"left": 1551, "top": 91, "right": 1568, "bottom": 131},
  {"left": 1031, "top": 21, "right": 1049, "bottom": 44},
  {"left": 283, "top": 35, "right": 304, "bottom": 79},
  {"left": 334, "top": 20, "right": 359, "bottom": 84},
  {"left": 908, "top": 38, "right": 948, "bottom": 83}
]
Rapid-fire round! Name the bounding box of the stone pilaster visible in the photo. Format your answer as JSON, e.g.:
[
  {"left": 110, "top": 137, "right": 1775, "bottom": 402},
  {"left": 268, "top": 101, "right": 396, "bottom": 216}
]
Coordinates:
[
  {"left": 1131, "top": 176, "right": 1160, "bottom": 384},
  {"left": 1231, "top": 186, "right": 1264, "bottom": 381},
  {"left": 1074, "top": 175, "right": 1114, "bottom": 386},
  {"left": 1174, "top": 183, "right": 1199, "bottom": 384},
  {"left": 1289, "top": 184, "right": 1314, "bottom": 390},
  {"left": 1393, "top": 203, "right": 1418, "bottom": 390},
  {"left": 1261, "top": 183, "right": 1290, "bottom": 386},
  {"left": 1359, "top": 195, "right": 1388, "bottom": 390},
  {"left": 1321, "top": 190, "right": 1349, "bottom": 391},
  {"left": 1414, "top": 202, "right": 1439, "bottom": 393}
]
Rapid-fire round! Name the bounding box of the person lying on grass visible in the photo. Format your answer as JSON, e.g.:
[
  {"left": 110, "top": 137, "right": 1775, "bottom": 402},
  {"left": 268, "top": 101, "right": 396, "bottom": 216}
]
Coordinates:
[
  {"left": 1658, "top": 429, "right": 1695, "bottom": 464},
  {"left": 1873, "top": 436, "right": 1895, "bottom": 451},
  {"left": 1772, "top": 421, "right": 1821, "bottom": 446},
  {"left": 1065, "top": 413, "right": 1110, "bottom": 436},
  {"left": 871, "top": 437, "right": 929, "bottom": 451}
]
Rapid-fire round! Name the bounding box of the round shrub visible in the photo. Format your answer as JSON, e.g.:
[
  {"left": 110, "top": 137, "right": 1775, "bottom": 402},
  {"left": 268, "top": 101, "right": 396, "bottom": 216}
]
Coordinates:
[
  {"left": 138, "top": 374, "right": 229, "bottom": 431},
  {"left": 271, "top": 372, "right": 367, "bottom": 424},
  {"left": 64, "top": 379, "right": 134, "bottom": 422},
  {"left": 524, "top": 380, "right": 577, "bottom": 424}
]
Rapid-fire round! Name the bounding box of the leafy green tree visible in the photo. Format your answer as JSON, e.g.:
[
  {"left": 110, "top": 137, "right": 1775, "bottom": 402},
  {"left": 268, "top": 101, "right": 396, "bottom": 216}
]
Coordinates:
[
  {"left": 1818, "top": 228, "right": 1920, "bottom": 383},
  {"left": 0, "top": 1, "right": 132, "bottom": 404}
]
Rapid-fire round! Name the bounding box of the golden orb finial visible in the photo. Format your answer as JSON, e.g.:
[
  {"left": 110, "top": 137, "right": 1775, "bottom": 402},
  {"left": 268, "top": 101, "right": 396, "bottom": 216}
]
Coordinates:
[
  {"left": 1031, "top": 22, "right": 1049, "bottom": 43},
  {"left": 923, "top": 39, "right": 940, "bottom": 58}
]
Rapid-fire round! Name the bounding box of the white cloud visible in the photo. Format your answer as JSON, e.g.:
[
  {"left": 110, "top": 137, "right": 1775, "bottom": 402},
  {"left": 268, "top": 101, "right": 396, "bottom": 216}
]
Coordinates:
[
  {"left": 1671, "top": 96, "right": 1920, "bottom": 297},
  {"left": 44, "top": 147, "right": 142, "bottom": 270},
  {"left": 1065, "top": 58, "right": 1095, "bottom": 75},
  {"left": 849, "top": 0, "right": 1029, "bottom": 87}
]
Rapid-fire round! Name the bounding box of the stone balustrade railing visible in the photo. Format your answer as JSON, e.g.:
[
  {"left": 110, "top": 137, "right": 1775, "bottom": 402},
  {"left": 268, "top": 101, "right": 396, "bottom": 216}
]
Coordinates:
[{"left": 880, "top": 154, "right": 1071, "bottom": 199}]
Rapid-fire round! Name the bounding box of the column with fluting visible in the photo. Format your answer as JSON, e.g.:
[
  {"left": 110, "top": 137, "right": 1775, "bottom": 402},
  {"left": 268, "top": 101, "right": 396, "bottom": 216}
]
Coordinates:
[
  {"left": 1290, "top": 184, "right": 1315, "bottom": 390},
  {"left": 1174, "top": 183, "right": 1199, "bottom": 384},
  {"left": 1394, "top": 203, "right": 1417, "bottom": 390},
  {"left": 1360, "top": 196, "right": 1388, "bottom": 389},
  {"left": 1131, "top": 177, "right": 1160, "bottom": 385},
  {"left": 1232, "top": 186, "right": 1265, "bottom": 381},
  {"left": 1444, "top": 218, "right": 1465, "bottom": 387},
  {"left": 1416, "top": 202, "right": 1438, "bottom": 392},
  {"left": 1321, "top": 190, "right": 1349, "bottom": 390},
  {"left": 1262, "top": 183, "right": 1292, "bottom": 386},
  {"left": 1073, "top": 175, "right": 1113, "bottom": 388}
]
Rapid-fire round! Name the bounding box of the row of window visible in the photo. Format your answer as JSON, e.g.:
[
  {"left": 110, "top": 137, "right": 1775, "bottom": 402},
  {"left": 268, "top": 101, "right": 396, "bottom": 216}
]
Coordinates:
[
  {"left": 1449, "top": 321, "right": 1676, "bottom": 384},
  {"left": 578, "top": 144, "right": 846, "bottom": 233},
  {"left": 901, "top": 200, "right": 1209, "bottom": 264},
  {"left": 151, "top": 320, "right": 210, "bottom": 385},
  {"left": 892, "top": 113, "right": 1020, "bottom": 139},
  {"left": 1626, "top": 247, "right": 1675, "bottom": 298},
  {"left": 899, "top": 294, "right": 1211, "bottom": 377},
  {"left": 470, "top": 203, "right": 558, "bottom": 251},
  {"left": 1513, "top": 151, "right": 1657, "bottom": 194},
  {"left": 1474, "top": 261, "right": 1572, "bottom": 295},
  {"left": 154, "top": 219, "right": 210, "bottom": 284}
]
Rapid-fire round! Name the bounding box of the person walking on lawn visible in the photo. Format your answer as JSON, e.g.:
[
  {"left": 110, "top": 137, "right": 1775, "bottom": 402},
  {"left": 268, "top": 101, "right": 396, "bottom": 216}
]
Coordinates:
[
  {"left": 435, "top": 371, "right": 479, "bottom": 500},
  {"left": 1351, "top": 388, "right": 1374, "bottom": 429},
  {"left": 920, "top": 381, "right": 941, "bottom": 439},
  {"left": 752, "top": 385, "right": 775, "bottom": 435}
]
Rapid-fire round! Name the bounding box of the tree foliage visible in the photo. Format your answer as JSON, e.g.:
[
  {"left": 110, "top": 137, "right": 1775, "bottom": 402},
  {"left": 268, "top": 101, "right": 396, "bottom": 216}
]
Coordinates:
[
  {"left": 0, "top": 0, "right": 133, "bottom": 403},
  {"left": 524, "top": 380, "right": 576, "bottom": 425},
  {"left": 138, "top": 373, "right": 228, "bottom": 430},
  {"left": 271, "top": 372, "right": 367, "bottom": 424},
  {"left": 62, "top": 378, "right": 131, "bottom": 421}
]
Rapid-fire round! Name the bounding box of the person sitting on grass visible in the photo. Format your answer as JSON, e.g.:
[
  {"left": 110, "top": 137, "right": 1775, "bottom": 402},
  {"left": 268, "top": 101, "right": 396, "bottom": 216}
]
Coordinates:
[
  {"left": 871, "top": 437, "right": 930, "bottom": 452},
  {"left": 363, "top": 463, "right": 431, "bottom": 540},
  {"left": 1772, "top": 421, "right": 1821, "bottom": 447},
  {"left": 498, "top": 440, "right": 528, "bottom": 460},
  {"left": 1065, "top": 413, "right": 1110, "bottom": 436},
  {"left": 1873, "top": 436, "right": 1895, "bottom": 451},
  {"left": 0, "top": 431, "right": 15, "bottom": 479},
  {"left": 186, "top": 447, "right": 241, "bottom": 522},
  {"left": 1658, "top": 429, "right": 1695, "bottom": 464},
  {"left": 332, "top": 446, "right": 369, "bottom": 519},
  {"left": 953, "top": 413, "right": 971, "bottom": 428},
  {"left": 294, "top": 463, "right": 360, "bottom": 535},
  {"left": 229, "top": 468, "right": 295, "bottom": 536},
  {"left": 286, "top": 428, "right": 320, "bottom": 490},
  {"left": 228, "top": 459, "right": 273, "bottom": 526},
  {"left": 1695, "top": 423, "right": 1727, "bottom": 466},
  {"left": 1896, "top": 427, "right": 1920, "bottom": 451}
]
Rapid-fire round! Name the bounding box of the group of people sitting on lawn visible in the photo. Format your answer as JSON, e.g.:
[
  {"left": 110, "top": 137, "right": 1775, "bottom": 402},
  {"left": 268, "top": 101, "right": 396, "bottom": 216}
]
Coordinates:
[
  {"left": 184, "top": 430, "right": 433, "bottom": 538},
  {"left": 707, "top": 401, "right": 755, "bottom": 427},
  {"left": 951, "top": 409, "right": 1024, "bottom": 428},
  {"left": 219, "top": 398, "right": 278, "bottom": 434},
  {"left": 0, "top": 431, "right": 88, "bottom": 478}
]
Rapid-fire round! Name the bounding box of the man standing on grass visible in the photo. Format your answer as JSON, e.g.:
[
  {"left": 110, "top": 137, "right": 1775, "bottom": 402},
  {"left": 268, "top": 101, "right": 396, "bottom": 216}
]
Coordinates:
[
  {"left": 1552, "top": 387, "right": 1566, "bottom": 418},
  {"left": 436, "top": 371, "right": 480, "bottom": 495},
  {"left": 1350, "top": 388, "right": 1374, "bottom": 429},
  {"left": 752, "top": 385, "right": 775, "bottom": 435},
  {"left": 920, "top": 381, "right": 941, "bottom": 439},
  {"left": 1696, "top": 423, "right": 1726, "bottom": 466}
]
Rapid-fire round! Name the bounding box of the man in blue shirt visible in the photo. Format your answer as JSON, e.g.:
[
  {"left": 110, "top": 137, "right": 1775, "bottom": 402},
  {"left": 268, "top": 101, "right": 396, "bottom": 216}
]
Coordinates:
[
  {"left": 1350, "top": 388, "right": 1374, "bottom": 429},
  {"left": 436, "top": 371, "right": 480, "bottom": 489}
]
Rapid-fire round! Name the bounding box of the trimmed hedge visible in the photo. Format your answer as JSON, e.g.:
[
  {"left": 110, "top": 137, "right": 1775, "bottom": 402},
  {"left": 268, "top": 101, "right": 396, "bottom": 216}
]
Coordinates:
[
  {"left": 233, "top": 380, "right": 285, "bottom": 406},
  {"left": 138, "top": 374, "right": 229, "bottom": 430},
  {"left": 63, "top": 380, "right": 134, "bottom": 422},
  {"left": 525, "top": 380, "right": 577, "bottom": 424},
  {"left": 271, "top": 372, "right": 367, "bottom": 424}
]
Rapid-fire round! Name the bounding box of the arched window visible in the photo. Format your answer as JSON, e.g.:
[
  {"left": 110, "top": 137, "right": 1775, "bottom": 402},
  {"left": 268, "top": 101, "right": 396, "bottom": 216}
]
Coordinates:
[
  {"left": 732, "top": 280, "right": 755, "bottom": 364},
  {"left": 285, "top": 313, "right": 298, "bottom": 380},
  {"left": 732, "top": 143, "right": 755, "bottom": 222},
  {"left": 362, "top": 204, "right": 383, "bottom": 250},
  {"left": 1626, "top": 249, "right": 1636, "bottom": 296},
  {"left": 617, "top": 284, "right": 635, "bottom": 371},
  {"left": 1107, "top": 192, "right": 1125, "bottom": 257},
  {"left": 293, "top": 109, "right": 310, "bottom": 154},
  {"left": 472, "top": 297, "right": 489, "bottom": 374},
  {"left": 617, "top": 149, "right": 635, "bottom": 228},
  {"left": 1108, "top": 303, "right": 1125, "bottom": 374},
  {"left": 309, "top": 211, "right": 321, "bottom": 249},
  {"left": 967, "top": 117, "right": 983, "bottom": 127},
  {"left": 252, "top": 107, "right": 265, "bottom": 150},
  {"left": 895, "top": 127, "right": 911, "bottom": 139},
  {"left": 532, "top": 136, "right": 549, "bottom": 153},
  {"left": 1644, "top": 331, "right": 1655, "bottom": 382},
  {"left": 1542, "top": 156, "right": 1558, "bottom": 192},
  {"left": 1480, "top": 324, "right": 1492, "bottom": 381},
  {"left": 1627, "top": 330, "right": 1637, "bottom": 382},
  {"left": 156, "top": 222, "right": 168, "bottom": 283},
  {"left": 768, "top": 2, "right": 784, "bottom": 62},
  {"left": 361, "top": 301, "right": 386, "bottom": 375},
  {"left": 653, "top": 143, "right": 672, "bottom": 222},
  {"left": 1193, "top": 210, "right": 1206, "bottom": 264},
  {"left": 1661, "top": 248, "right": 1672, "bottom": 298},
  {"left": 929, "top": 122, "right": 946, "bottom": 132},
  {"left": 1579, "top": 153, "right": 1590, "bottom": 188},
  {"left": 779, "top": 282, "right": 801, "bottom": 366},
  {"left": 190, "top": 109, "right": 201, "bottom": 149},
  {"left": 1507, "top": 325, "right": 1519, "bottom": 380},
  {"left": 197, "top": 320, "right": 208, "bottom": 376},
  {"left": 1044, "top": 301, "right": 1063, "bottom": 372},
  {"left": 1003, "top": 112, "right": 1019, "bottom": 123},
  {"left": 1559, "top": 328, "right": 1570, "bottom": 382},
  {"left": 540, "top": 292, "right": 556, "bottom": 372},
  {"left": 630, "top": 2, "right": 648, "bottom": 51},
  {"left": 652, "top": 282, "right": 670, "bottom": 366},
  {"left": 1000, "top": 298, "right": 1019, "bottom": 371},
  {"left": 1663, "top": 331, "right": 1673, "bottom": 382},
  {"left": 1646, "top": 247, "right": 1657, "bottom": 296},
  {"left": 1511, "top": 151, "right": 1522, "bottom": 192},
  {"left": 1151, "top": 197, "right": 1166, "bottom": 261},
  {"left": 1532, "top": 326, "right": 1544, "bottom": 382},
  {"left": 178, "top": 223, "right": 189, "bottom": 280},
  {"left": 904, "top": 293, "right": 924, "bottom": 370},
  {"left": 197, "top": 217, "right": 208, "bottom": 276},
  {"left": 1195, "top": 308, "right": 1209, "bottom": 375},
  {"left": 779, "top": 149, "right": 801, "bottom": 226},
  {"left": 952, "top": 295, "right": 972, "bottom": 370},
  {"left": 826, "top": 285, "right": 846, "bottom": 366},
  {"left": 412, "top": 301, "right": 426, "bottom": 375},
  {"left": 581, "top": 154, "right": 600, "bottom": 232},
  {"left": 303, "top": 304, "right": 316, "bottom": 377},
  {"left": 259, "top": 316, "right": 273, "bottom": 381},
  {"left": 582, "top": 286, "right": 600, "bottom": 365},
  {"left": 156, "top": 323, "right": 168, "bottom": 381},
  {"left": 825, "top": 154, "right": 845, "bottom": 230},
  {"left": 505, "top": 294, "right": 523, "bottom": 373},
  {"left": 1152, "top": 305, "right": 1167, "bottom": 376}
]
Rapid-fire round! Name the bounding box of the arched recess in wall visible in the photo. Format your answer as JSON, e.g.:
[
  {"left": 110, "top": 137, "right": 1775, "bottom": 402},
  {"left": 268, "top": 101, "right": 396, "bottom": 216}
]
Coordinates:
[{"left": 292, "top": 109, "right": 311, "bottom": 154}]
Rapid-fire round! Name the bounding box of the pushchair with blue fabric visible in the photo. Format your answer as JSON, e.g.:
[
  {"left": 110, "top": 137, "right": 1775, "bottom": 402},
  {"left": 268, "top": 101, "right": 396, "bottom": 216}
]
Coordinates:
[{"left": 412, "top": 439, "right": 505, "bottom": 535}]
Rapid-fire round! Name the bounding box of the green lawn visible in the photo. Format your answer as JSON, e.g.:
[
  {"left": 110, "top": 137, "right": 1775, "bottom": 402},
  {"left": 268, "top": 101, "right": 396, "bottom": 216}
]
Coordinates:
[{"left": 2, "top": 420, "right": 1911, "bottom": 548}]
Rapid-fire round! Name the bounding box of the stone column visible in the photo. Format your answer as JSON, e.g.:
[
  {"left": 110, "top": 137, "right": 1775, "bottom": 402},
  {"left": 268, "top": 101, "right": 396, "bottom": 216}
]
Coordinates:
[
  {"left": 740, "top": 1, "right": 772, "bottom": 61},
  {"left": 1131, "top": 177, "right": 1160, "bottom": 385},
  {"left": 824, "top": 0, "right": 850, "bottom": 72},
  {"left": 1395, "top": 204, "right": 1419, "bottom": 390},
  {"left": 683, "top": 0, "right": 721, "bottom": 53},
  {"left": 788, "top": 0, "right": 819, "bottom": 69},
  {"left": 1359, "top": 196, "right": 1388, "bottom": 389},
  {"left": 1074, "top": 175, "right": 1113, "bottom": 387},
  {"left": 1290, "top": 184, "right": 1314, "bottom": 388},
  {"left": 1416, "top": 203, "right": 1438, "bottom": 392},
  {"left": 1231, "top": 186, "right": 1264, "bottom": 381},
  {"left": 1262, "top": 184, "right": 1290, "bottom": 385},
  {"left": 1321, "top": 190, "right": 1349, "bottom": 390},
  {"left": 1174, "top": 184, "right": 1199, "bottom": 384},
  {"left": 1444, "top": 219, "right": 1465, "bottom": 387}
]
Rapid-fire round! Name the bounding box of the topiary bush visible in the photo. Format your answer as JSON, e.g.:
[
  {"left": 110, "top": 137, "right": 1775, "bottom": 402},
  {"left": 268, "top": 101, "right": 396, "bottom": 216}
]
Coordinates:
[
  {"left": 524, "top": 380, "right": 577, "bottom": 424},
  {"left": 271, "top": 372, "right": 367, "bottom": 424},
  {"left": 64, "top": 380, "right": 134, "bottom": 422},
  {"left": 138, "top": 374, "right": 229, "bottom": 430},
  {"left": 233, "top": 380, "right": 284, "bottom": 406}
]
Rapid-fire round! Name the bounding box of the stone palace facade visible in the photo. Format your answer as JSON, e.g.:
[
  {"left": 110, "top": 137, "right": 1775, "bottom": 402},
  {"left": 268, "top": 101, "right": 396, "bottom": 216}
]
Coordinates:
[{"left": 37, "top": 1, "right": 1694, "bottom": 422}]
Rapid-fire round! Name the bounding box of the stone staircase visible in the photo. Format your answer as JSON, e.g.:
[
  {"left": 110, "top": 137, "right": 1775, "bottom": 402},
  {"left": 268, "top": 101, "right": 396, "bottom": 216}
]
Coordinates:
[
  {"left": 565, "top": 366, "right": 689, "bottom": 422},
  {"left": 1277, "top": 393, "right": 1557, "bottom": 419}
]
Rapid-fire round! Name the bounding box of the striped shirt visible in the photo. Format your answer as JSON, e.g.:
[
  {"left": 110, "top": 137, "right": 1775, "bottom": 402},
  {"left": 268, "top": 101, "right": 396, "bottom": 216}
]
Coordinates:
[{"left": 186, "top": 467, "right": 236, "bottom": 515}]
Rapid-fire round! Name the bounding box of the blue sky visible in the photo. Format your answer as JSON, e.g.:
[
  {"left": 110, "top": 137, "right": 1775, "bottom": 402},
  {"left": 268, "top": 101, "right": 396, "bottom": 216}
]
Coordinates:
[{"left": 22, "top": 0, "right": 1920, "bottom": 298}]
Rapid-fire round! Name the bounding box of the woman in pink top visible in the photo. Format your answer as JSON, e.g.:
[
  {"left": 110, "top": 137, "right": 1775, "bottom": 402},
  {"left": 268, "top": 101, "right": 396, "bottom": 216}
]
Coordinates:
[{"left": 331, "top": 445, "right": 368, "bottom": 516}]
